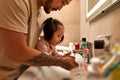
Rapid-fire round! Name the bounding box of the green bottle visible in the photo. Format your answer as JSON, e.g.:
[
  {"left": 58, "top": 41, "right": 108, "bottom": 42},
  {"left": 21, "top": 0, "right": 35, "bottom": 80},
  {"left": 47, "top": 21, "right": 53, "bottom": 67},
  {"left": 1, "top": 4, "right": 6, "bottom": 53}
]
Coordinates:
[
  {"left": 81, "top": 38, "right": 90, "bottom": 64},
  {"left": 81, "top": 38, "right": 87, "bottom": 49}
]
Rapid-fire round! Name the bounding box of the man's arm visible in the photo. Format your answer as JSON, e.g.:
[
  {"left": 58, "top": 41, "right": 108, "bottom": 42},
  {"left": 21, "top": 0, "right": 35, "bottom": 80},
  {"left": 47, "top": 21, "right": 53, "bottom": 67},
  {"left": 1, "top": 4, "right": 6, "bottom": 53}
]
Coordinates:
[
  {"left": 0, "top": 28, "right": 78, "bottom": 70},
  {"left": 24, "top": 52, "right": 78, "bottom": 70},
  {"left": 0, "top": 27, "right": 40, "bottom": 62}
]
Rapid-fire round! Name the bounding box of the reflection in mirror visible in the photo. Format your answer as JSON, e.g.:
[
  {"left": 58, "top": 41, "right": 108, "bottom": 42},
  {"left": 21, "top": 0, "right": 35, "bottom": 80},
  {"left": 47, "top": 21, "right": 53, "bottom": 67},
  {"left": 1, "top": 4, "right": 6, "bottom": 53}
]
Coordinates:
[{"left": 86, "top": 0, "right": 120, "bottom": 21}]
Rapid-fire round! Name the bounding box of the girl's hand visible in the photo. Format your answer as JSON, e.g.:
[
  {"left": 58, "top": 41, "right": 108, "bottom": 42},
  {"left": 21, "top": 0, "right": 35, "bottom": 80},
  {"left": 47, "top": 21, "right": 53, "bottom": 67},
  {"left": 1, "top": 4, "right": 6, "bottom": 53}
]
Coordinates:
[{"left": 63, "top": 52, "right": 71, "bottom": 57}]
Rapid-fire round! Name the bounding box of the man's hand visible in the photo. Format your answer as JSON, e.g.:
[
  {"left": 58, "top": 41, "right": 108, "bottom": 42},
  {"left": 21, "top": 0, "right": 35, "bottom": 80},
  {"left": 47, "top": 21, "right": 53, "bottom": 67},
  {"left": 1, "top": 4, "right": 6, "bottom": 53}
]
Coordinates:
[
  {"left": 56, "top": 52, "right": 78, "bottom": 70},
  {"left": 59, "top": 55, "right": 79, "bottom": 70}
]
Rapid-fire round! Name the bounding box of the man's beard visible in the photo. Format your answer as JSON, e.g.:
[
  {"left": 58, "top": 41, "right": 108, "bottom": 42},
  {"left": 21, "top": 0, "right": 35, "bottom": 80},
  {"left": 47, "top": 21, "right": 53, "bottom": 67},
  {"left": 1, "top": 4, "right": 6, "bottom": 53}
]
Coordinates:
[
  {"left": 44, "top": 0, "right": 53, "bottom": 14},
  {"left": 44, "top": 6, "right": 50, "bottom": 14}
]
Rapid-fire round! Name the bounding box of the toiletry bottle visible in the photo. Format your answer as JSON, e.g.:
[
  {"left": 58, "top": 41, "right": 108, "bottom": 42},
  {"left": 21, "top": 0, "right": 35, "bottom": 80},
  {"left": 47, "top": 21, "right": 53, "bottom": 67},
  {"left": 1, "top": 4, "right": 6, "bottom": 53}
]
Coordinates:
[
  {"left": 69, "top": 42, "right": 75, "bottom": 56},
  {"left": 81, "top": 38, "right": 87, "bottom": 57},
  {"left": 81, "top": 38, "right": 87, "bottom": 49},
  {"left": 81, "top": 38, "right": 90, "bottom": 64}
]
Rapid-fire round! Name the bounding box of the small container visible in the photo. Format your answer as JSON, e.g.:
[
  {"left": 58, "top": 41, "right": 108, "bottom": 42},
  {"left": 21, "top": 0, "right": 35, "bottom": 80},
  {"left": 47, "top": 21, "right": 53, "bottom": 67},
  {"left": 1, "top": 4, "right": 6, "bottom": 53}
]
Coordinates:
[
  {"left": 69, "top": 42, "right": 74, "bottom": 51},
  {"left": 74, "top": 43, "right": 80, "bottom": 50}
]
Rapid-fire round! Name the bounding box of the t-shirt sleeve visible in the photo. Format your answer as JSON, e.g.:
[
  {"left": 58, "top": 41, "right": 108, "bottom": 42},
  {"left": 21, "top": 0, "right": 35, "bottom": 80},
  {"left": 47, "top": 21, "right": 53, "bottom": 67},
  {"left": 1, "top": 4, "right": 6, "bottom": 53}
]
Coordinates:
[{"left": 0, "top": 0, "right": 29, "bottom": 33}]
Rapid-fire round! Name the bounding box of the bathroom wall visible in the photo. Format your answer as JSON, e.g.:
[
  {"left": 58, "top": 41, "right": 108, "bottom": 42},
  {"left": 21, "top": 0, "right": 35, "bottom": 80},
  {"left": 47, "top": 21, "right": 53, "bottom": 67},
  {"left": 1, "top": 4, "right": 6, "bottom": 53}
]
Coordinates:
[
  {"left": 80, "top": 0, "right": 120, "bottom": 46},
  {"left": 38, "top": 0, "right": 80, "bottom": 46}
]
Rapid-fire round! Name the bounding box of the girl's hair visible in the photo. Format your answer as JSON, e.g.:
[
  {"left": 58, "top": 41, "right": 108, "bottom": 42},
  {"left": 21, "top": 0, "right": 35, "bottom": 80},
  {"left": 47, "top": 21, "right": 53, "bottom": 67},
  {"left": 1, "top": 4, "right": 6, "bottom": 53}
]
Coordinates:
[{"left": 41, "top": 17, "right": 64, "bottom": 43}]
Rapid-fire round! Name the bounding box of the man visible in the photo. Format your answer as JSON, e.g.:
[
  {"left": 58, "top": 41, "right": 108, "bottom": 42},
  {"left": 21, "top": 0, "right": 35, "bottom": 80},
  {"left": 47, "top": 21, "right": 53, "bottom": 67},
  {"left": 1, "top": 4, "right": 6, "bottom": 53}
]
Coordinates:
[{"left": 0, "top": 0, "right": 78, "bottom": 80}]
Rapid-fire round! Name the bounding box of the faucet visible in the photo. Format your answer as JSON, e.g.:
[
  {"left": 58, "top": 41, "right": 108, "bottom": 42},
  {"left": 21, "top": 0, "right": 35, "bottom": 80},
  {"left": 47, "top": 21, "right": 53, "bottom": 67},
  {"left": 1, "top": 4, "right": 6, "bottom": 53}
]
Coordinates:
[{"left": 97, "top": 34, "right": 112, "bottom": 52}]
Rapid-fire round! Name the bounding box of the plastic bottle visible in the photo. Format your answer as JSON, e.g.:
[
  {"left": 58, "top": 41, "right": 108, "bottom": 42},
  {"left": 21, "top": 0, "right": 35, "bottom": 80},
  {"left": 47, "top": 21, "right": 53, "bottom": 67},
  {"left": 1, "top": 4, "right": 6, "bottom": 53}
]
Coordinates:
[
  {"left": 69, "top": 42, "right": 75, "bottom": 56},
  {"left": 81, "top": 38, "right": 90, "bottom": 64},
  {"left": 81, "top": 38, "right": 87, "bottom": 49}
]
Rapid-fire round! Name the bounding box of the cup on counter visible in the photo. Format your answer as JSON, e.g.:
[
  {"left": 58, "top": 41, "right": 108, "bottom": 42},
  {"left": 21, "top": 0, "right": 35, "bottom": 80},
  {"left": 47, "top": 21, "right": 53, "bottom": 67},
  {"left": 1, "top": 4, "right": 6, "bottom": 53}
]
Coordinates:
[{"left": 74, "top": 43, "right": 80, "bottom": 50}]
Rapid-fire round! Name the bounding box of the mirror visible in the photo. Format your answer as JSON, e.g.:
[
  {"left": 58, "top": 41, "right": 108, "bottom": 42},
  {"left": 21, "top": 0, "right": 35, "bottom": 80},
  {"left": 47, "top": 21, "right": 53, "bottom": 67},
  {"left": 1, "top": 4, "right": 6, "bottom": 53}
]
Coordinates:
[{"left": 86, "top": 0, "right": 120, "bottom": 21}]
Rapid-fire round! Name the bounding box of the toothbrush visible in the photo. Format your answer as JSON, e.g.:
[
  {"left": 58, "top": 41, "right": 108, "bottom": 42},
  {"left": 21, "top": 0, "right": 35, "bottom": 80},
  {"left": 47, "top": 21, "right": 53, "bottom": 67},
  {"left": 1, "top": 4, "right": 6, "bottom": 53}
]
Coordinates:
[
  {"left": 103, "top": 44, "right": 120, "bottom": 69},
  {"left": 103, "top": 60, "right": 120, "bottom": 78},
  {"left": 102, "top": 44, "right": 120, "bottom": 77}
]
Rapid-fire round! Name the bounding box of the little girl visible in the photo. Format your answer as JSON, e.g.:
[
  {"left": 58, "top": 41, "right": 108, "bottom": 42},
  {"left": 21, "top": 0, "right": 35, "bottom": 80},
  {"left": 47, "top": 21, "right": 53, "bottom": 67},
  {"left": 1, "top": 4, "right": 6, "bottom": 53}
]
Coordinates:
[
  {"left": 35, "top": 17, "right": 65, "bottom": 57},
  {"left": 18, "top": 17, "right": 77, "bottom": 80}
]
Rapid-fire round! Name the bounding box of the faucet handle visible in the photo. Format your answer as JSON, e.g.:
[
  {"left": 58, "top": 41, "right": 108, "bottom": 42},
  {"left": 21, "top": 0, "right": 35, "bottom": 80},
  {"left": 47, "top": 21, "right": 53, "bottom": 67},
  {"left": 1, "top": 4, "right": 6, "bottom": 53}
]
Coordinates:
[
  {"left": 97, "top": 34, "right": 112, "bottom": 40},
  {"left": 105, "top": 34, "right": 112, "bottom": 40}
]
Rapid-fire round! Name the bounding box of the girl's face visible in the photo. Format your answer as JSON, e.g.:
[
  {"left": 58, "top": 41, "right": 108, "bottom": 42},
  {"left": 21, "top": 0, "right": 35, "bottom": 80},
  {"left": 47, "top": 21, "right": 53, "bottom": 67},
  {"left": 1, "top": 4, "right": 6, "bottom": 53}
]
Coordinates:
[{"left": 49, "top": 25, "right": 64, "bottom": 46}]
